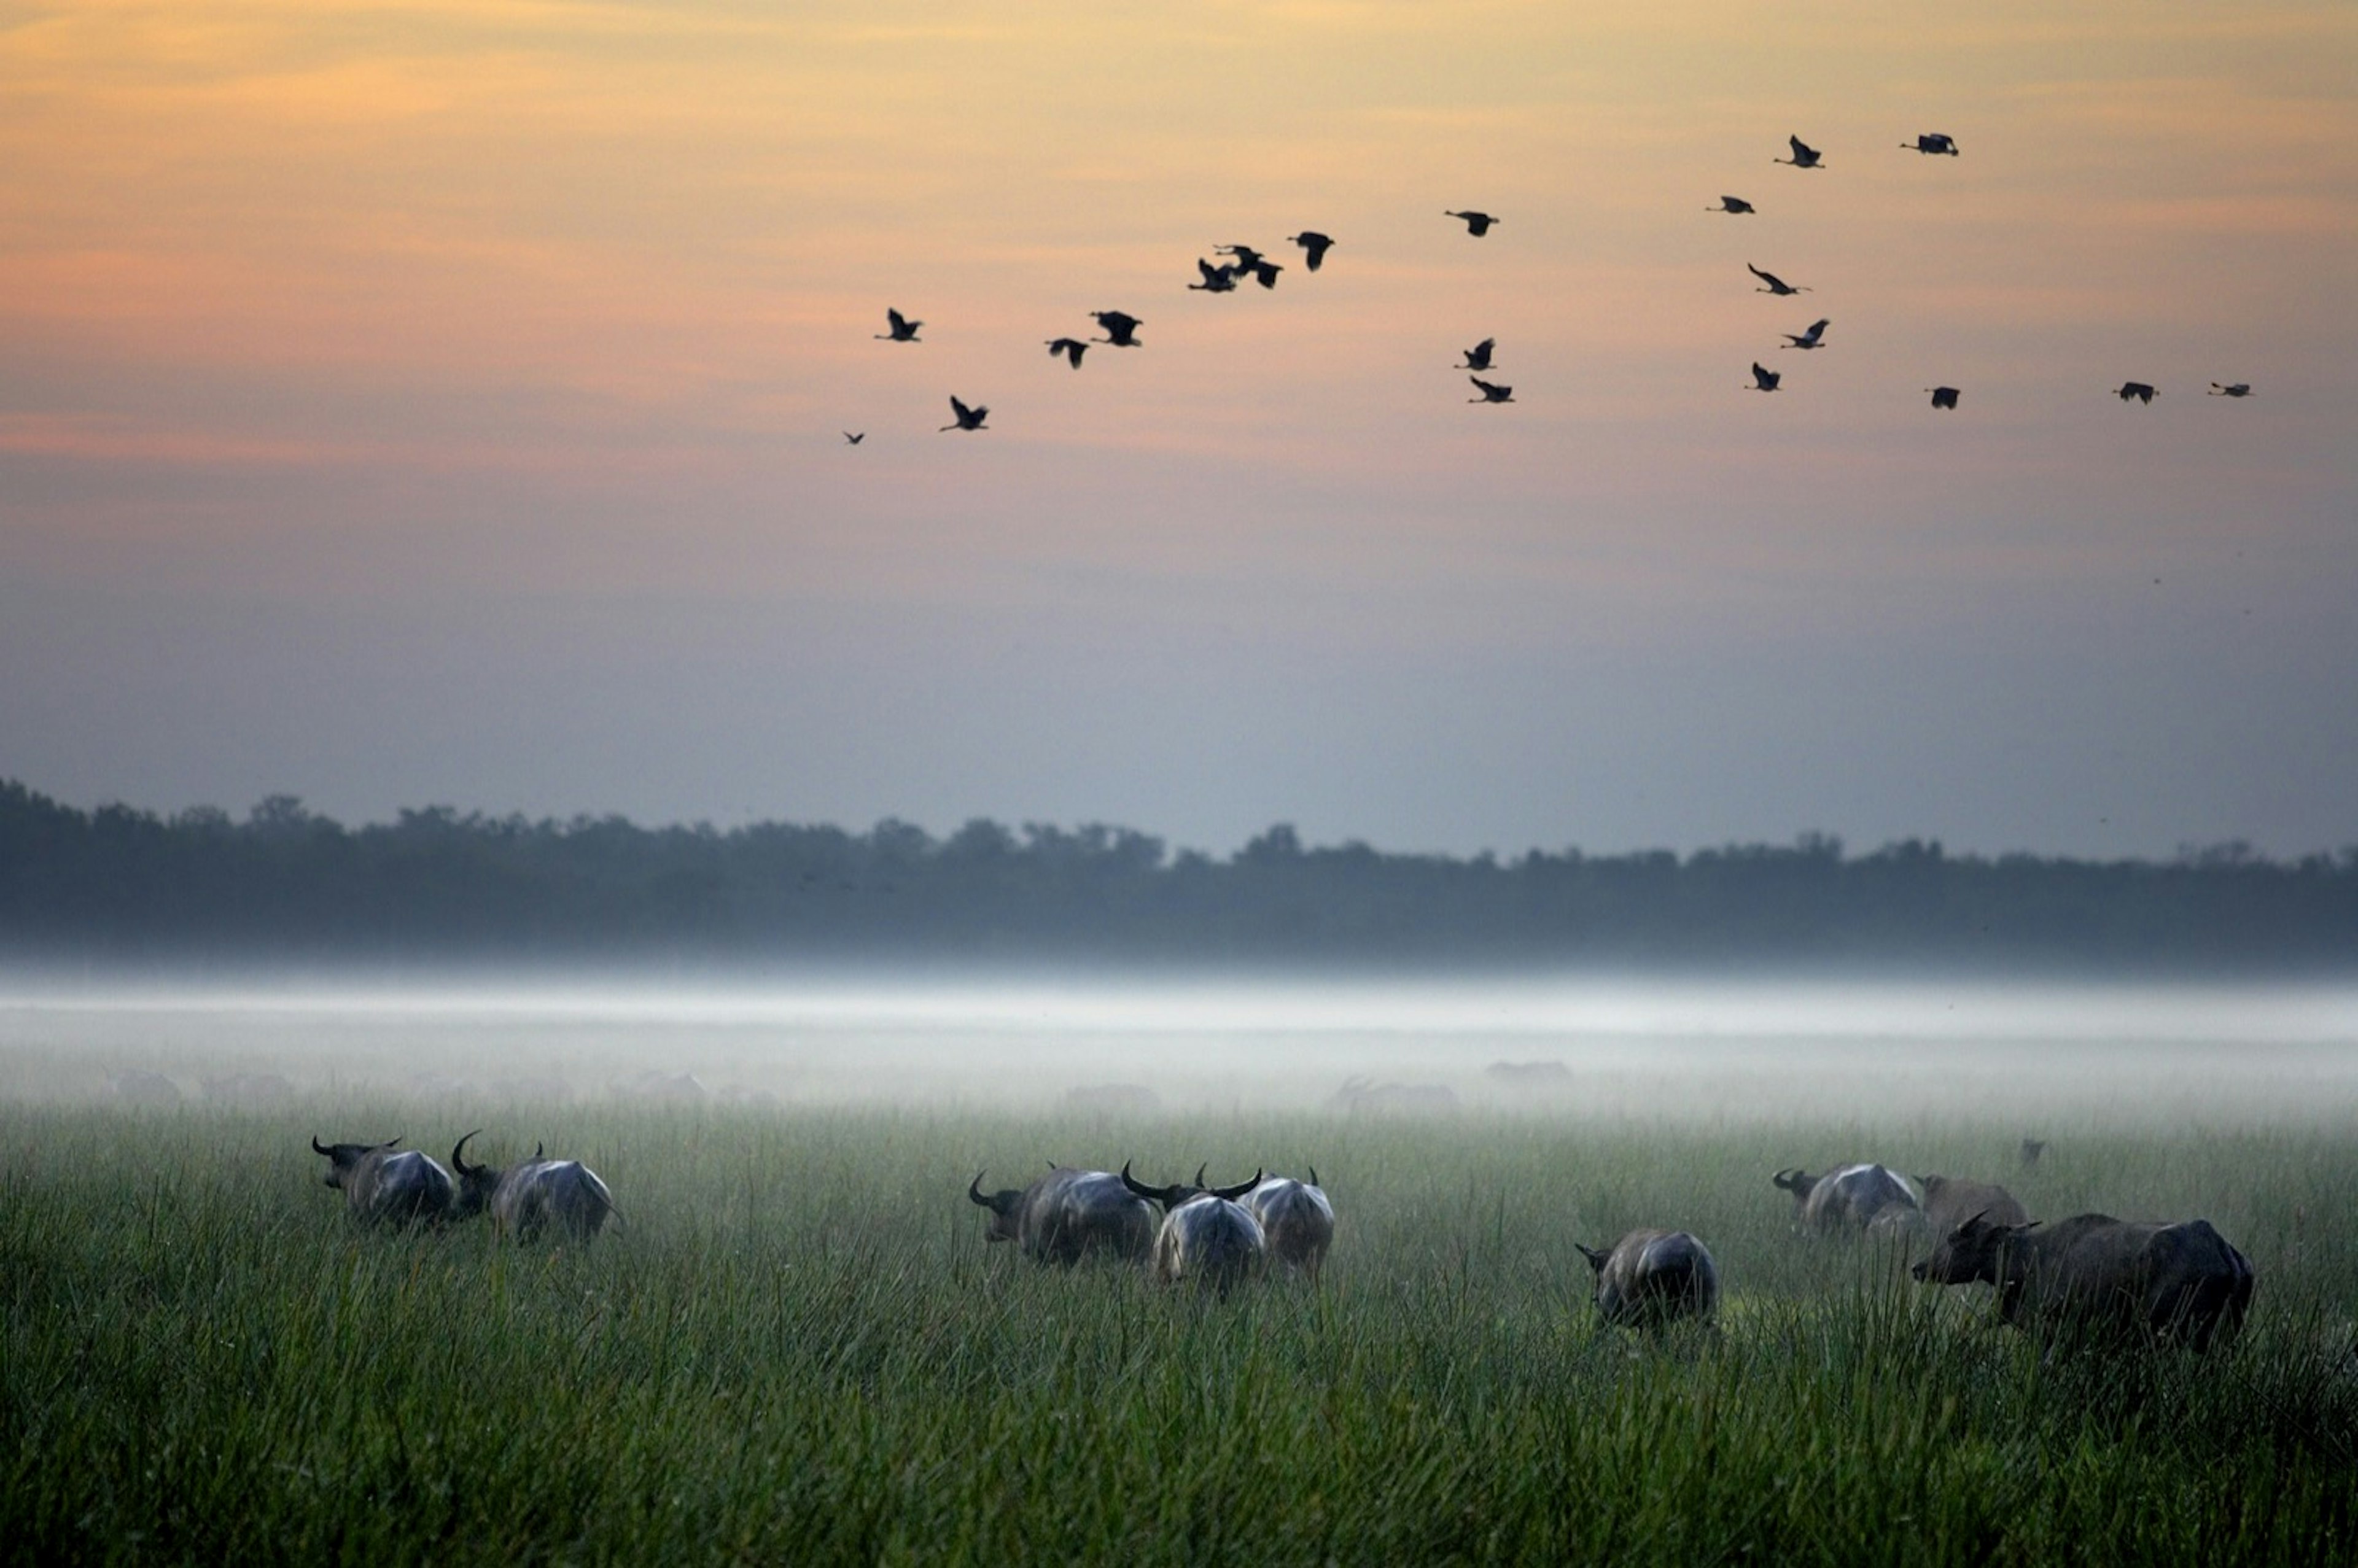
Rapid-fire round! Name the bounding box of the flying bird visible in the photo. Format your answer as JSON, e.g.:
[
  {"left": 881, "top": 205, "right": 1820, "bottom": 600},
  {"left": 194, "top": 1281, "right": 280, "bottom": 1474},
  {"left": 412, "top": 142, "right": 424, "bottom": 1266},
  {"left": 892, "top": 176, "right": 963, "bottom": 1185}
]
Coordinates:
[
  {"left": 1926, "top": 386, "right": 1960, "bottom": 410},
  {"left": 1445, "top": 210, "right": 1500, "bottom": 236},
  {"left": 939, "top": 395, "right": 989, "bottom": 432},
  {"left": 1045, "top": 338, "right": 1089, "bottom": 369},
  {"left": 1904, "top": 133, "right": 1959, "bottom": 156},
  {"left": 1748, "top": 263, "right": 1810, "bottom": 296},
  {"left": 874, "top": 308, "right": 922, "bottom": 343},
  {"left": 1216, "top": 244, "right": 1268, "bottom": 272},
  {"left": 1189, "top": 258, "right": 1239, "bottom": 292},
  {"left": 1089, "top": 310, "right": 1143, "bottom": 346},
  {"left": 2208, "top": 381, "right": 2252, "bottom": 397},
  {"left": 1775, "top": 135, "right": 1824, "bottom": 169},
  {"left": 842, "top": 430, "right": 865, "bottom": 444},
  {"left": 1708, "top": 196, "right": 1756, "bottom": 214},
  {"left": 1467, "top": 376, "right": 1514, "bottom": 403},
  {"left": 1457, "top": 338, "right": 1497, "bottom": 371},
  {"left": 1780, "top": 319, "right": 1830, "bottom": 350},
  {"left": 1247, "top": 260, "right": 1283, "bottom": 289},
  {"left": 2114, "top": 382, "right": 2157, "bottom": 404},
  {"left": 1288, "top": 231, "right": 1335, "bottom": 270},
  {"left": 1748, "top": 362, "right": 1781, "bottom": 392}
]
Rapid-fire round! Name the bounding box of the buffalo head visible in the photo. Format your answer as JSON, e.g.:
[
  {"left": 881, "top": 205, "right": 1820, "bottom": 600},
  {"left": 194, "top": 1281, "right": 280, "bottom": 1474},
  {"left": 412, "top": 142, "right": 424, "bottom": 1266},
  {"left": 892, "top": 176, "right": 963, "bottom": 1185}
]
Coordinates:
[
  {"left": 1913, "top": 1213, "right": 2037, "bottom": 1284},
  {"left": 311, "top": 1135, "right": 398, "bottom": 1189}
]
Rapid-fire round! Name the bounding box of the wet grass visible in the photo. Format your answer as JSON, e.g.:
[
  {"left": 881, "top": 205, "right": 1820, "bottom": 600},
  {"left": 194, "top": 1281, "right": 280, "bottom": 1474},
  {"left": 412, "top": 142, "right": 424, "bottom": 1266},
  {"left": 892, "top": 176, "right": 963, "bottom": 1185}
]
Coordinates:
[{"left": 4, "top": 1103, "right": 2356, "bottom": 1564}]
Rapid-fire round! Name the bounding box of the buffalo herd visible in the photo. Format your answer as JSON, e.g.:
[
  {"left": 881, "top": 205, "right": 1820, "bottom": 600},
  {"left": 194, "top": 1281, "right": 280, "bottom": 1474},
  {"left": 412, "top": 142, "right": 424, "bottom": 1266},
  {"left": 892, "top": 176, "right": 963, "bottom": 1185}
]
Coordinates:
[
  {"left": 963, "top": 1151, "right": 2255, "bottom": 1349},
  {"left": 303, "top": 1125, "right": 2255, "bottom": 1349}
]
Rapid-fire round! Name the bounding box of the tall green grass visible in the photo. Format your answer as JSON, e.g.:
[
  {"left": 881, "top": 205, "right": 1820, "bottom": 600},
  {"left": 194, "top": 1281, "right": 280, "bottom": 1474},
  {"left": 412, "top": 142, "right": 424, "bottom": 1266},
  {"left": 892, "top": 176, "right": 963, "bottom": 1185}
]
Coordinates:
[{"left": 6, "top": 1104, "right": 2356, "bottom": 1564}]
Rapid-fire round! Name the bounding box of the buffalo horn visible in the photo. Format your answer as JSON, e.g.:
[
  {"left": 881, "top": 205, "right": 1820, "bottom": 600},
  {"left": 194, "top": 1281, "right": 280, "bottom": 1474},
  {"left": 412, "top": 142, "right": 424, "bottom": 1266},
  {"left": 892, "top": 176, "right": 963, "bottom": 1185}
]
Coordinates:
[
  {"left": 1307, "top": 1165, "right": 1320, "bottom": 1187},
  {"left": 1208, "top": 1169, "right": 1264, "bottom": 1203},
  {"left": 452, "top": 1129, "right": 481, "bottom": 1176},
  {"left": 311, "top": 1136, "right": 332, "bottom": 1156},
  {"left": 968, "top": 1171, "right": 993, "bottom": 1208}
]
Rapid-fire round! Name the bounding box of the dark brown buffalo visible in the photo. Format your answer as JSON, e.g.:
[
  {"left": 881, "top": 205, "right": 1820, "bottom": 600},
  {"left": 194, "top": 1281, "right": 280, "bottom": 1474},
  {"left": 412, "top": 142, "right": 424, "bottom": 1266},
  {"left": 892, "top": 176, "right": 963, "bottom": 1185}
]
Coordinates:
[
  {"left": 1912, "top": 1212, "right": 2254, "bottom": 1349},
  {"left": 1773, "top": 1163, "right": 1922, "bottom": 1233},
  {"left": 1916, "top": 1174, "right": 2030, "bottom": 1236},
  {"left": 1574, "top": 1229, "right": 1719, "bottom": 1327},
  {"left": 968, "top": 1166, "right": 1156, "bottom": 1265},
  {"left": 451, "top": 1131, "right": 615, "bottom": 1242},
  {"left": 1122, "top": 1165, "right": 1267, "bottom": 1294},
  {"left": 310, "top": 1136, "right": 454, "bottom": 1226}
]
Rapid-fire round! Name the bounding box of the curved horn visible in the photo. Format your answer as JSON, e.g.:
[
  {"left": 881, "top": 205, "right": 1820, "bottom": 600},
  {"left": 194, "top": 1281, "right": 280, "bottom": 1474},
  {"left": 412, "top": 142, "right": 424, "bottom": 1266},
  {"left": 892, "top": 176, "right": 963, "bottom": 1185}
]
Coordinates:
[
  {"left": 1120, "top": 1160, "right": 1172, "bottom": 1206},
  {"left": 1209, "top": 1169, "right": 1264, "bottom": 1202},
  {"left": 1193, "top": 1163, "right": 1207, "bottom": 1190},
  {"left": 1574, "top": 1242, "right": 1609, "bottom": 1272},
  {"left": 1773, "top": 1167, "right": 1810, "bottom": 1193},
  {"left": 1307, "top": 1165, "right": 1320, "bottom": 1188},
  {"left": 452, "top": 1130, "right": 482, "bottom": 1176},
  {"left": 968, "top": 1171, "right": 993, "bottom": 1208},
  {"left": 386, "top": 1135, "right": 404, "bottom": 1148},
  {"left": 311, "top": 1136, "right": 332, "bottom": 1156},
  {"left": 532, "top": 1142, "right": 544, "bottom": 1160}
]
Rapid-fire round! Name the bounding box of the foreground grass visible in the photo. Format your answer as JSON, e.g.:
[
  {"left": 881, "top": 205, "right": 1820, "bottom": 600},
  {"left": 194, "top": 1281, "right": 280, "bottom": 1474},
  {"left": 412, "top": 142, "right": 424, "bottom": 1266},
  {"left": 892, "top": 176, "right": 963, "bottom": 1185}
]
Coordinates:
[{"left": 5, "top": 1105, "right": 2357, "bottom": 1565}]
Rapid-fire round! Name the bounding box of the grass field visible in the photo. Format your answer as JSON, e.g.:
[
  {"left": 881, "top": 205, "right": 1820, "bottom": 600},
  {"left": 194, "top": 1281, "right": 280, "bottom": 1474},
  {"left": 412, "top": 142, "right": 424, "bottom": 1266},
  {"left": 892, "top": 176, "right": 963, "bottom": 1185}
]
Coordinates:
[{"left": 6, "top": 1095, "right": 2357, "bottom": 1566}]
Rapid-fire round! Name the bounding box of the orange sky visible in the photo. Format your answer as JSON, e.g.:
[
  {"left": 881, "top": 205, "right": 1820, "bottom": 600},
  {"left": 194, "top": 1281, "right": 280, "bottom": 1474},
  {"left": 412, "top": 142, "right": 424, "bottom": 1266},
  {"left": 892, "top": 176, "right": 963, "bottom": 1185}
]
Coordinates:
[{"left": 3, "top": 1, "right": 2355, "bottom": 853}]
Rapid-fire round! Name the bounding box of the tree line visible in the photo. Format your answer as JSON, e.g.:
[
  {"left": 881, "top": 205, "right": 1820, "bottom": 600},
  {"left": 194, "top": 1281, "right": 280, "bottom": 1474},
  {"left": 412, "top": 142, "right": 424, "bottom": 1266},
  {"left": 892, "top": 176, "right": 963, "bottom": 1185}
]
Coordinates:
[{"left": 1, "top": 778, "right": 2352, "bottom": 973}]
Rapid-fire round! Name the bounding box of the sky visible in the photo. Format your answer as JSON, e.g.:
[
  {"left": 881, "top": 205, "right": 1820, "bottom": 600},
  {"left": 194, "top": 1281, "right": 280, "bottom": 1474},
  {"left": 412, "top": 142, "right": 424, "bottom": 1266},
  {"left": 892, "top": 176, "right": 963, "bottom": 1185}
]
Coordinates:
[{"left": 2, "top": 0, "right": 2354, "bottom": 859}]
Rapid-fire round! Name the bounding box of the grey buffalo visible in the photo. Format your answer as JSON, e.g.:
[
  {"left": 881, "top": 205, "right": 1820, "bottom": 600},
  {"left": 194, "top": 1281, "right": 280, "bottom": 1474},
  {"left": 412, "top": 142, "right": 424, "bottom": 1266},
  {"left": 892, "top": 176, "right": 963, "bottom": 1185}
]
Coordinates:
[
  {"left": 967, "top": 1165, "right": 1156, "bottom": 1265},
  {"left": 1121, "top": 1164, "right": 1267, "bottom": 1294},
  {"left": 1912, "top": 1212, "right": 2254, "bottom": 1350},
  {"left": 1242, "top": 1170, "right": 1335, "bottom": 1281},
  {"left": 1916, "top": 1174, "right": 2031, "bottom": 1236},
  {"left": 450, "top": 1131, "right": 616, "bottom": 1242},
  {"left": 310, "top": 1136, "right": 454, "bottom": 1226},
  {"left": 1773, "top": 1163, "right": 1923, "bottom": 1234},
  {"left": 1574, "top": 1229, "right": 1719, "bottom": 1327}
]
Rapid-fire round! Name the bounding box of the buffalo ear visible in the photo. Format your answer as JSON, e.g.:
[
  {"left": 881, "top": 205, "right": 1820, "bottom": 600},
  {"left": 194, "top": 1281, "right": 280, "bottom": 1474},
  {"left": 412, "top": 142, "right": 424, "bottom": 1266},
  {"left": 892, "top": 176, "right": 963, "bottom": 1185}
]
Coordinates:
[{"left": 1574, "top": 1243, "right": 1609, "bottom": 1273}]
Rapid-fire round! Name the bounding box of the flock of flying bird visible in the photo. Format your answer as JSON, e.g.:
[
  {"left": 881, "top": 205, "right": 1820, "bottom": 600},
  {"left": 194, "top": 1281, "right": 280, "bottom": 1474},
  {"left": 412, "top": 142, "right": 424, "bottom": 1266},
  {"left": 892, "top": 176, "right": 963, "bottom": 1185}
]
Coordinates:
[{"left": 842, "top": 131, "right": 2253, "bottom": 443}]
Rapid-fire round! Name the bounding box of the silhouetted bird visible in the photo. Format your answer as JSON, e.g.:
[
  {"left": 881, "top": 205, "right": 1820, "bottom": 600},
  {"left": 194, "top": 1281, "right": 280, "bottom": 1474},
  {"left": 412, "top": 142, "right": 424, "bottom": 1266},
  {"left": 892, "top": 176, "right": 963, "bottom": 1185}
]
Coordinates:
[
  {"left": 843, "top": 430, "right": 865, "bottom": 444},
  {"left": 1090, "top": 310, "right": 1143, "bottom": 347},
  {"left": 1445, "top": 210, "right": 1500, "bottom": 236},
  {"left": 1457, "top": 338, "right": 1496, "bottom": 371},
  {"left": 875, "top": 308, "right": 922, "bottom": 343},
  {"left": 1248, "top": 260, "right": 1282, "bottom": 289},
  {"left": 1904, "top": 133, "right": 1959, "bottom": 156},
  {"left": 1708, "top": 196, "right": 1756, "bottom": 214},
  {"left": 1468, "top": 376, "right": 1514, "bottom": 403},
  {"left": 939, "top": 395, "right": 989, "bottom": 432},
  {"left": 2209, "top": 381, "right": 2252, "bottom": 398},
  {"left": 1046, "top": 338, "right": 1089, "bottom": 368},
  {"left": 1189, "top": 258, "right": 1239, "bottom": 292},
  {"left": 1748, "top": 263, "right": 1810, "bottom": 296},
  {"left": 1216, "top": 244, "right": 1268, "bottom": 272},
  {"left": 1748, "top": 362, "right": 1781, "bottom": 392},
  {"left": 1288, "top": 231, "right": 1335, "bottom": 270},
  {"left": 1780, "top": 319, "right": 1830, "bottom": 350},
  {"left": 1926, "top": 386, "right": 1960, "bottom": 410},
  {"left": 2114, "top": 381, "right": 2157, "bottom": 404},
  {"left": 1775, "top": 135, "right": 1824, "bottom": 168}
]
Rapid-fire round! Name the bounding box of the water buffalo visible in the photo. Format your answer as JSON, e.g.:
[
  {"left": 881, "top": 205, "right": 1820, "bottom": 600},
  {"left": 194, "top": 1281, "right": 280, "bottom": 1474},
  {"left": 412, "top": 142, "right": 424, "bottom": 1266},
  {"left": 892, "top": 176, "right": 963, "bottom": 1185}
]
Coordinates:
[
  {"left": 1574, "top": 1229, "right": 1719, "bottom": 1327},
  {"left": 1912, "top": 1212, "right": 2254, "bottom": 1350},
  {"left": 1242, "top": 1170, "right": 1335, "bottom": 1281},
  {"left": 1773, "top": 1163, "right": 1922, "bottom": 1234},
  {"left": 1916, "top": 1174, "right": 2031, "bottom": 1235},
  {"left": 450, "top": 1131, "right": 616, "bottom": 1242},
  {"left": 967, "top": 1166, "right": 1156, "bottom": 1265},
  {"left": 310, "top": 1136, "right": 454, "bottom": 1226},
  {"left": 1329, "top": 1077, "right": 1458, "bottom": 1115},
  {"left": 111, "top": 1069, "right": 183, "bottom": 1108},
  {"left": 1122, "top": 1165, "right": 1267, "bottom": 1294}
]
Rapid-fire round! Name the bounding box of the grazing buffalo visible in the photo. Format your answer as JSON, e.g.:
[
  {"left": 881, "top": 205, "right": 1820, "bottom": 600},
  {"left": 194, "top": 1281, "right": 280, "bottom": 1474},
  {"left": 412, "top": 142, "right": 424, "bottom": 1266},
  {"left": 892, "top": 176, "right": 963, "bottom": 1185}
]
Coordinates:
[
  {"left": 1122, "top": 1165, "right": 1267, "bottom": 1294},
  {"left": 967, "top": 1166, "right": 1156, "bottom": 1265},
  {"left": 450, "top": 1131, "right": 616, "bottom": 1242},
  {"left": 1773, "top": 1163, "right": 1923, "bottom": 1234},
  {"left": 1242, "top": 1170, "right": 1336, "bottom": 1281},
  {"left": 1916, "top": 1174, "right": 2031, "bottom": 1236},
  {"left": 112, "top": 1069, "right": 184, "bottom": 1108},
  {"left": 310, "top": 1136, "right": 454, "bottom": 1226},
  {"left": 1329, "top": 1077, "right": 1458, "bottom": 1115},
  {"left": 1912, "top": 1212, "right": 2254, "bottom": 1350},
  {"left": 1574, "top": 1230, "right": 1719, "bottom": 1327}
]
